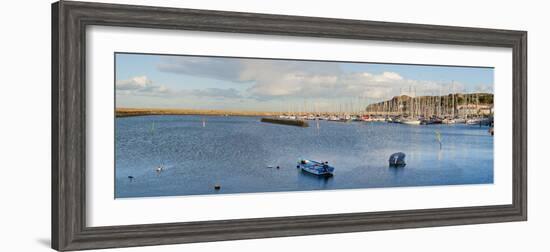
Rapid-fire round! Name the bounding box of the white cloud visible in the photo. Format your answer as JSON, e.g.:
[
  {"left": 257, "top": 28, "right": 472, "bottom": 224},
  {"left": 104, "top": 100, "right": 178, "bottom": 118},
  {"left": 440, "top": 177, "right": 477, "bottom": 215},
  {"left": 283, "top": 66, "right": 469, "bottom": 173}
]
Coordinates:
[
  {"left": 157, "top": 57, "right": 245, "bottom": 83},
  {"left": 116, "top": 76, "right": 172, "bottom": 96},
  {"left": 116, "top": 75, "right": 243, "bottom": 99},
  {"left": 116, "top": 76, "right": 152, "bottom": 90},
  {"left": 244, "top": 69, "right": 464, "bottom": 100},
  {"left": 154, "top": 57, "right": 489, "bottom": 102}
]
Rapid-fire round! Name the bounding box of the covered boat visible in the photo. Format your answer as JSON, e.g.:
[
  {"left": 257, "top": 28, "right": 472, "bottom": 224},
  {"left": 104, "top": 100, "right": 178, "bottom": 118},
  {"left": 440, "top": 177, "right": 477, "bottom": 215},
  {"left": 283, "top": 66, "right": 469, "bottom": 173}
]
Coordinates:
[
  {"left": 389, "top": 152, "right": 406, "bottom": 167},
  {"left": 297, "top": 159, "right": 335, "bottom": 176}
]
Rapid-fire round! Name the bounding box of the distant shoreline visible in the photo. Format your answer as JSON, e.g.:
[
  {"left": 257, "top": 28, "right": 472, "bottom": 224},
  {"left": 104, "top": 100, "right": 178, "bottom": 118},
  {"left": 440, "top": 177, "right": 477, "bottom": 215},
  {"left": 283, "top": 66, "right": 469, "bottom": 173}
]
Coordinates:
[{"left": 116, "top": 108, "right": 287, "bottom": 118}]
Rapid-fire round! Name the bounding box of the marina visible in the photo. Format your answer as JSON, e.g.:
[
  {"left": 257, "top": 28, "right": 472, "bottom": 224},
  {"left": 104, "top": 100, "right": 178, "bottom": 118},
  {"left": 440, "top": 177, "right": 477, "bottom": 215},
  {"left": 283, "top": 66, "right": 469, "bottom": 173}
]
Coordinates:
[
  {"left": 117, "top": 91, "right": 494, "bottom": 127},
  {"left": 262, "top": 92, "right": 494, "bottom": 127}
]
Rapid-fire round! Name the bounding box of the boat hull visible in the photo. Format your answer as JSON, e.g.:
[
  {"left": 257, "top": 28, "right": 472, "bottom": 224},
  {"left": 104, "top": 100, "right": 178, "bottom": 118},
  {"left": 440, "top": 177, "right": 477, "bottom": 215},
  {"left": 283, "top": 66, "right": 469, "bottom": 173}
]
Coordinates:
[
  {"left": 300, "top": 168, "right": 334, "bottom": 177},
  {"left": 401, "top": 120, "right": 421, "bottom": 125}
]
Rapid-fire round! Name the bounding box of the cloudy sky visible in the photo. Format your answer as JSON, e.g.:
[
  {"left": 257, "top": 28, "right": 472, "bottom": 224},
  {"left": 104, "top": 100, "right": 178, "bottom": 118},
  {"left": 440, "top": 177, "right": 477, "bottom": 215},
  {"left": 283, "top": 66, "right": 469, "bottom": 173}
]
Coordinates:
[{"left": 115, "top": 53, "right": 493, "bottom": 112}]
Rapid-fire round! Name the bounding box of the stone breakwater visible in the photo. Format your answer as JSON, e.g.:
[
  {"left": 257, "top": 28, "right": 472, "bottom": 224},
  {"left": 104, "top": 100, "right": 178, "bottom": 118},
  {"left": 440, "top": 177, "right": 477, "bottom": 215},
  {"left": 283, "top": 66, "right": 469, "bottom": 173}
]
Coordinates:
[{"left": 260, "top": 117, "right": 309, "bottom": 127}]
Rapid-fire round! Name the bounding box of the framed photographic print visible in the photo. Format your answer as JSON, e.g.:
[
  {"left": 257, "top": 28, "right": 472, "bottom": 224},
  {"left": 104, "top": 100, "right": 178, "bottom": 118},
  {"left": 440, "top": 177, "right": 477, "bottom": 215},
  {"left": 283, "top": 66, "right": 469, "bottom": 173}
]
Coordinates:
[{"left": 52, "top": 1, "right": 527, "bottom": 251}]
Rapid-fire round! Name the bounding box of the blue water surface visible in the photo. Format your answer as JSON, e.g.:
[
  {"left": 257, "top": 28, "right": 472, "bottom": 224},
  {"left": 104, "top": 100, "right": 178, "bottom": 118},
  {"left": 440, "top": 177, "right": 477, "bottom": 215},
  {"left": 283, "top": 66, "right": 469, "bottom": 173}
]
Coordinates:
[{"left": 115, "top": 115, "right": 493, "bottom": 198}]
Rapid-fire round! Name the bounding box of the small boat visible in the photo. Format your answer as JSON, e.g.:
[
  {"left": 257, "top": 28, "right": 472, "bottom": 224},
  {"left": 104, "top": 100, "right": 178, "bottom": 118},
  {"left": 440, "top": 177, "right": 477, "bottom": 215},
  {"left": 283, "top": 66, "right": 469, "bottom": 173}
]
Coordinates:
[
  {"left": 429, "top": 118, "right": 443, "bottom": 124},
  {"left": 442, "top": 118, "right": 456, "bottom": 124},
  {"left": 422, "top": 118, "right": 443, "bottom": 125},
  {"left": 297, "top": 159, "right": 334, "bottom": 176},
  {"left": 328, "top": 116, "right": 339, "bottom": 121},
  {"left": 391, "top": 117, "right": 404, "bottom": 123},
  {"left": 389, "top": 152, "right": 406, "bottom": 167},
  {"left": 361, "top": 115, "right": 374, "bottom": 122},
  {"left": 401, "top": 118, "right": 421, "bottom": 125},
  {"left": 375, "top": 117, "right": 387, "bottom": 122},
  {"left": 454, "top": 118, "right": 467, "bottom": 124},
  {"left": 466, "top": 118, "right": 491, "bottom": 126}
]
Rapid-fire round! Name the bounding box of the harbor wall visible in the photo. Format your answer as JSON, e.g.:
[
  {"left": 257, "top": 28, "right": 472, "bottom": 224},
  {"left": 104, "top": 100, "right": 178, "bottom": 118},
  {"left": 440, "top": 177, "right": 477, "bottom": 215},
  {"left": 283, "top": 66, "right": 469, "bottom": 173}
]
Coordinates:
[{"left": 260, "top": 118, "right": 309, "bottom": 127}]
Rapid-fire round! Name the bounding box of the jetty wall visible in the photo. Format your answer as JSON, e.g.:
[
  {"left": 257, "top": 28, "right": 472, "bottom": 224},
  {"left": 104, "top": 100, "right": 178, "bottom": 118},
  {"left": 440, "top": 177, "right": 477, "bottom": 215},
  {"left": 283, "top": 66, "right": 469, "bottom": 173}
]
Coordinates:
[{"left": 260, "top": 118, "right": 309, "bottom": 127}]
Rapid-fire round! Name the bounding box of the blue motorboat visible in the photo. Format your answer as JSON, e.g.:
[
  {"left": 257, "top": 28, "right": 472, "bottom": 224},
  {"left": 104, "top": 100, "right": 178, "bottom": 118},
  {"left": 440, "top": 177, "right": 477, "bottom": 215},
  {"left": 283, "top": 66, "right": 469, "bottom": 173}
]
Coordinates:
[{"left": 297, "top": 159, "right": 335, "bottom": 176}]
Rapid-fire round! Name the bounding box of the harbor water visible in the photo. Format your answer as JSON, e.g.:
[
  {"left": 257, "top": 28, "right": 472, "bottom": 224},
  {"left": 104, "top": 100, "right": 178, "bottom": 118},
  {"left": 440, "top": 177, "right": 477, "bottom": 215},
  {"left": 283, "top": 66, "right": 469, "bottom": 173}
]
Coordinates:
[{"left": 115, "top": 115, "right": 493, "bottom": 198}]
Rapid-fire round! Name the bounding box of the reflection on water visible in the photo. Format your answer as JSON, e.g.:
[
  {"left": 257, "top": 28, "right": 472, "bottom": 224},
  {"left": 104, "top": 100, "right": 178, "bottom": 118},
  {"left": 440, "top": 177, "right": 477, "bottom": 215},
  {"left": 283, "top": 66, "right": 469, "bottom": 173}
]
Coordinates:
[{"left": 115, "top": 115, "right": 493, "bottom": 198}]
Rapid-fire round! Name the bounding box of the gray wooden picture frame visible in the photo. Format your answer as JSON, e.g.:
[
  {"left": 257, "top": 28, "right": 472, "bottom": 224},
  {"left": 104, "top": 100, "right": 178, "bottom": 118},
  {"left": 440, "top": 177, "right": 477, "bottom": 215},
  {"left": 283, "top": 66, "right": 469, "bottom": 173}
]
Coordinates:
[{"left": 52, "top": 1, "right": 527, "bottom": 251}]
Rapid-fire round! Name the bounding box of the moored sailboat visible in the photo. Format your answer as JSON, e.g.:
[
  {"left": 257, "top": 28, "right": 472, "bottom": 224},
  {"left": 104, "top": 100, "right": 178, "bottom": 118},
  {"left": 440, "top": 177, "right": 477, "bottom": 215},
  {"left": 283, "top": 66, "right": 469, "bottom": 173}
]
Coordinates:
[{"left": 401, "top": 118, "right": 421, "bottom": 125}]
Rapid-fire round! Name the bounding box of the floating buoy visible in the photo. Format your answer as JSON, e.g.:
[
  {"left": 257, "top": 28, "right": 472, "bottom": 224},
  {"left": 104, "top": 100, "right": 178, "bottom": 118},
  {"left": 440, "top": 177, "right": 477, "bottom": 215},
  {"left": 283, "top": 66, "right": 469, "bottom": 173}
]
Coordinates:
[
  {"left": 389, "top": 152, "right": 406, "bottom": 167},
  {"left": 155, "top": 166, "right": 163, "bottom": 173},
  {"left": 214, "top": 184, "right": 221, "bottom": 190},
  {"left": 128, "top": 176, "right": 134, "bottom": 182},
  {"left": 276, "top": 166, "right": 280, "bottom": 169}
]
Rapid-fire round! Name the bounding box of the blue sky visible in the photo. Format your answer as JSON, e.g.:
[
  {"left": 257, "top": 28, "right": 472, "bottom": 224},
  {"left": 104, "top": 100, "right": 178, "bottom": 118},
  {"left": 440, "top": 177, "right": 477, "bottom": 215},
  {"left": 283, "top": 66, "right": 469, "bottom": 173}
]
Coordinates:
[{"left": 115, "top": 53, "right": 493, "bottom": 111}]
